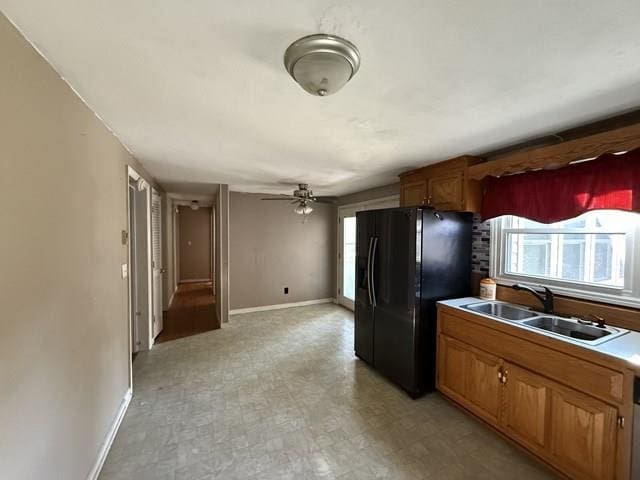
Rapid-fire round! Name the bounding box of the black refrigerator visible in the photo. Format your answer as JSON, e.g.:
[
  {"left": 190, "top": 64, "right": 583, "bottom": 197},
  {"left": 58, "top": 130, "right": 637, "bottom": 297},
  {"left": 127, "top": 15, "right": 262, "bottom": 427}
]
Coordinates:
[{"left": 354, "top": 207, "right": 472, "bottom": 397}]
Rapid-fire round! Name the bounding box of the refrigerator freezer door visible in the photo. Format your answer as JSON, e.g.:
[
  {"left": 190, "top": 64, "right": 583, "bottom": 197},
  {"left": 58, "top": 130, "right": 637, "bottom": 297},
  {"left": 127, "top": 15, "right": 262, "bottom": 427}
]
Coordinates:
[
  {"left": 419, "top": 210, "right": 473, "bottom": 390},
  {"left": 354, "top": 211, "right": 376, "bottom": 364},
  {"left": 372, "top": 208, "right": 419, "bottom": 393},
  {"left": 420, "top": 211, "right": 472, "bottom": 301}
]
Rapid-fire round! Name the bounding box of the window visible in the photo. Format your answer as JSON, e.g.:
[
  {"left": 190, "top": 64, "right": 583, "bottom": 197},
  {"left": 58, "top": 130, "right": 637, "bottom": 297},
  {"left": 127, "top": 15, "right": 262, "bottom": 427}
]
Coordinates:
[{"left": 491, "top": 210, "right": 640, "bottom": 307}]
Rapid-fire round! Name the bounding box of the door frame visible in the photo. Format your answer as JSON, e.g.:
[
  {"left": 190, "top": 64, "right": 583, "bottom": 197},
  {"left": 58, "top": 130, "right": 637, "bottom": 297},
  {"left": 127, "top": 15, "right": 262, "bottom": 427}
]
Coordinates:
[
  {"left": 176, "top": 205, "right": 213, "bottom": 282},
  {"left": 126, "top": 166, "right": 153, "bottom": 367},
  {"left": 336, "top": 195, "right": 399, "bottom": 310}
]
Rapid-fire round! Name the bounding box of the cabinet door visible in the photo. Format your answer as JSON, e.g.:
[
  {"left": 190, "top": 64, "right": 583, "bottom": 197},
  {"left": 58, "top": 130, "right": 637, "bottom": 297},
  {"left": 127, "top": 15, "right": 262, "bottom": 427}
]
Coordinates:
[
  {"left": 427, "top": 170, "right": 463, "bottom": 210},
  {"left": 501, "top": 363, "right": 549, "bottom": 454},
  {"left": 437, "top": 335, "right": 467, "bottom": 400},
  {"left": 549, "top": 386, "right": 618, "bottom": 480},
  {"left": 465, "top": 346, "right": 502, "bottom": 423},
  {"left": 400, "top": 180, "right": 427, "bottom": 207},
  {"left": 437, "top": 335, "right": 502, "bottom": 423}
]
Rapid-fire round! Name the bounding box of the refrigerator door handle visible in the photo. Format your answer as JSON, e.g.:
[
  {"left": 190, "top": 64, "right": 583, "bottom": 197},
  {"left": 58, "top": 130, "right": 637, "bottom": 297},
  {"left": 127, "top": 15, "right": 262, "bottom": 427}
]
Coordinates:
[
  {"left": 366, "top": 237, "right": 374, "bottom": 305},
  {"left": 371, "top": 237, "right": 379, "bottom": 307}
]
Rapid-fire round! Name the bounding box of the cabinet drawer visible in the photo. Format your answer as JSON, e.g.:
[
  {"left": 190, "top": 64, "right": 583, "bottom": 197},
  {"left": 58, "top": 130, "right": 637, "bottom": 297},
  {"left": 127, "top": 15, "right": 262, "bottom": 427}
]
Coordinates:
[{"left": 440, "top": 311, "right": 624, "bottom": 405}]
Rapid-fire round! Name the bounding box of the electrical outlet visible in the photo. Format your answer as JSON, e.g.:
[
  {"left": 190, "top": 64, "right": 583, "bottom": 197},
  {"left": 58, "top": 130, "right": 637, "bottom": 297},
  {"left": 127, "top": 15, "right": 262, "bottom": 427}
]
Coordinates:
[
  {"left": 284, "top": 287, "right": 289, "bottom": 294},
  {"left": 121, "top": 263, "right": 128, "bottom": 279}
]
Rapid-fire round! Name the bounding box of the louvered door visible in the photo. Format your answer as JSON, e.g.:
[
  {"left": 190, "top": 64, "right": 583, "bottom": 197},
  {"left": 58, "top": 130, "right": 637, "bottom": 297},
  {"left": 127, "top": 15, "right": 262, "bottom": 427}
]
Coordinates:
[{"left": 151, "top": 190, "right": 163, "bottom": 338}]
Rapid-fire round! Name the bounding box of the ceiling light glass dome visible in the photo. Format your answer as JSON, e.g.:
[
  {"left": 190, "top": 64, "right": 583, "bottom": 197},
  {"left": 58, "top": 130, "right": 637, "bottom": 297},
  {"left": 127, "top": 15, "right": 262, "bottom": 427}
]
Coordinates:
[{"left": 284, "top": 34, "right": 360, "bottom": 96}]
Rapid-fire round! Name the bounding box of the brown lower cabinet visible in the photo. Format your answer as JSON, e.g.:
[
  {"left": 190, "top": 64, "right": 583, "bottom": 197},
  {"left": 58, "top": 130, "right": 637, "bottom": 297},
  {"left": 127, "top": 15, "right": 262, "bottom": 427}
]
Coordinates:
[{"left": 437, "top": 309, "right": 627, "bottom": 480}]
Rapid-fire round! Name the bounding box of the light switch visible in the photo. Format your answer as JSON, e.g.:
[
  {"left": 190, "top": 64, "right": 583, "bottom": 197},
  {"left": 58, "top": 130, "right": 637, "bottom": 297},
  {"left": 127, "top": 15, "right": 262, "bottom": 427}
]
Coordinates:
[{"left": 121, "top": 263, "right": 128, "bottom": 279}]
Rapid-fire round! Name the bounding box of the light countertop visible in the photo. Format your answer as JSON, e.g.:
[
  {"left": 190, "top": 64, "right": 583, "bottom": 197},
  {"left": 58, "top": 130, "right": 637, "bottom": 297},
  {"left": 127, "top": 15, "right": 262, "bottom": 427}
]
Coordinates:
[{"left": 438, "top": 297, "right": 640, "bottom": 373}]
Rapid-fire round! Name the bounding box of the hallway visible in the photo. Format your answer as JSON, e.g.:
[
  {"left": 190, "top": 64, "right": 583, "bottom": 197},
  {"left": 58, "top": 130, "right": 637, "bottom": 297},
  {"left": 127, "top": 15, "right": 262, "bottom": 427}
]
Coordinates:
[{"left": 156, "top": 282, "right": 219, "bottom": 344}]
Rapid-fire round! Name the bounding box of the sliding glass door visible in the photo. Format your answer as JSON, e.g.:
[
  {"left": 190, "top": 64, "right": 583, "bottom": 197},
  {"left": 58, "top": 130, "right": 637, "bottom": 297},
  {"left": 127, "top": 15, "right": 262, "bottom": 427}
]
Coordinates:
[{"left": 338, "top": 212, "right": 357, "bottom": 309}]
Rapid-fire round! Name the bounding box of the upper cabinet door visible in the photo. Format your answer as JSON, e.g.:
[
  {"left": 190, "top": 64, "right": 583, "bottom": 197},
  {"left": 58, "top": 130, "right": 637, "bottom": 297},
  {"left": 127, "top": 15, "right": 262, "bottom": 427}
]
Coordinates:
[
  {"left": 399, "top": 156, "right": 483, "bottom": 211},
  {"left": 400, "top": 179, "right": 427, "bottom": 207},
  {"left": 428, "top": 170, "right": 464, "bottom": 211},
  {"left": 501, "top": 363, "right": 550, "bottom": 455},
  {"left": 549, "top": 385, "right": 618, "bottom": 480}
]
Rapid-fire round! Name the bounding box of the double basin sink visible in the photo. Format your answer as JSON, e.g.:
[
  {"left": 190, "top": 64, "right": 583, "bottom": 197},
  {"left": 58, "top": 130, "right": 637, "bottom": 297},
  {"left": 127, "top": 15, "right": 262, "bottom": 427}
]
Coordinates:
[{"left": 462, "top": 301, "right": 628, "bottom": 345}]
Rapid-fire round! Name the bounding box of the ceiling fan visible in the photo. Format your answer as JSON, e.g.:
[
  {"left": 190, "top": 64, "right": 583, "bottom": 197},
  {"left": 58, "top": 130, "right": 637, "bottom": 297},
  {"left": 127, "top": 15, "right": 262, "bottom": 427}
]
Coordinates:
[{"left": 262, "top": 184, "right": 337, "bottom": 215}]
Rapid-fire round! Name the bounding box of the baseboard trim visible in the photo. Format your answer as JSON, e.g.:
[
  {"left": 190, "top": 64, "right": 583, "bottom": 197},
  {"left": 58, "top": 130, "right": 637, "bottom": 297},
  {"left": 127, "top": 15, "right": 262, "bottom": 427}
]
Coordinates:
[
  {"left": 179, "top": 278, "right": 212, "bottom": 284},
  {"left": 86, "top": 388, "right": 132, "bottom": 480},
  {"left": 230, "top": 298, "right": 335, "bottom": 315}
]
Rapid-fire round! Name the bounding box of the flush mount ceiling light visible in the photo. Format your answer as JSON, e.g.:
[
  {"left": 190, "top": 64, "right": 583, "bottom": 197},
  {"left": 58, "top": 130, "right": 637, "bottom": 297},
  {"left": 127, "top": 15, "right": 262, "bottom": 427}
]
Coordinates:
[
  {"left": 284, "top": 34, "right": 360, "bottom": 96},
  {"left": 190, "top": 200, "right": 199, "bottom": 211}
]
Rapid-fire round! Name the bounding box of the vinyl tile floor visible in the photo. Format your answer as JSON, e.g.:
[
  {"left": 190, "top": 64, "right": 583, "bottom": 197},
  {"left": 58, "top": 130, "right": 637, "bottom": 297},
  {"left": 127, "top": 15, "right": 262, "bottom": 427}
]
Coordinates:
[{"left": 100, "top": 304, "right": 556, "bottom": 480}]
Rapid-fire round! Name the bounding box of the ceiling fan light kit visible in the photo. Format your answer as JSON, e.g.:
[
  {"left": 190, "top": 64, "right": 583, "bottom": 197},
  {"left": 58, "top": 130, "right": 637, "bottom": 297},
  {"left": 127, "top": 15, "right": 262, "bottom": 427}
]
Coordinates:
[
  {"left": 261, "top": 183, "right": 337, "bottom": 216},
  {"left": 284, "top": 34, "right": 360, "bottom": 96},
  {"left": 294, "top": 203, "right": 314, "bottom": 215}
]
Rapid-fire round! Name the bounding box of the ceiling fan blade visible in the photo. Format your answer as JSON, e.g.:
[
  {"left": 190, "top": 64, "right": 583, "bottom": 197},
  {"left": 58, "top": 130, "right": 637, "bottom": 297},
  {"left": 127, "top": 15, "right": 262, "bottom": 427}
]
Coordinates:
[
  {"left": 313, "top": 196, "right": 338, "bottom": 204},
  {"left": 261, "top": 197, "right": 296, "bottom": 201}
]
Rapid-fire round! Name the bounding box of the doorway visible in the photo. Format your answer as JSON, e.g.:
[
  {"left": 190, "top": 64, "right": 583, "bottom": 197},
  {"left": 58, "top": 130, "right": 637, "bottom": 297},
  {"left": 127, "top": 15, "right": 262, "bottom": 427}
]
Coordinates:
[
  {"left": 338, "top": 209, "right": 357, "bottom": 309},
  {"left": 337, "top": 196, "right": 400, "bottom": 310},
  {"left": 157, "top": 203, "right": 218, "bottom": 343},
  {"left": 178, "top": 205, "right": 212, "bottom": 282}
]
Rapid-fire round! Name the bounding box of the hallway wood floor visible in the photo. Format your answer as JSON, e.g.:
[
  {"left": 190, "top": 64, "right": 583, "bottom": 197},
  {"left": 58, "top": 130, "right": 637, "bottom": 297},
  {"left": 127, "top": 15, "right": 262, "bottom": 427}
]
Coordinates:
[{"left": 155, "top": 282, "right": 219, "bottom": 344}]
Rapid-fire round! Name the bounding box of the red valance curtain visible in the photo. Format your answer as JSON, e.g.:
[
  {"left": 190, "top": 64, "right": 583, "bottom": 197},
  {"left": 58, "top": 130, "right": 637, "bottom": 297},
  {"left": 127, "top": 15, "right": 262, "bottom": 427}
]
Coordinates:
[{"left": 481, "top": 148, "right": 640, "bottom": 223}]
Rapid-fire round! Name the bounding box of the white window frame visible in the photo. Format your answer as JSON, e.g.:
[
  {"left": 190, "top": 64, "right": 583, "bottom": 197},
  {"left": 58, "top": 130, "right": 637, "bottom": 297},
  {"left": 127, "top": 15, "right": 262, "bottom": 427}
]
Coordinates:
[{"left": 490, "top": 212, "right": 640, "bottom": 308}]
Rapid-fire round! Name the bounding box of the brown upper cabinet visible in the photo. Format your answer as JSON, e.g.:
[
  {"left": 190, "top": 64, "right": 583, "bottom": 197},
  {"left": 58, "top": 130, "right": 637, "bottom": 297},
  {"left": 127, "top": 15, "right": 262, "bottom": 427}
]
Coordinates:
[{"left": 399, "top": 155, "right": 483, "bottom": 212}]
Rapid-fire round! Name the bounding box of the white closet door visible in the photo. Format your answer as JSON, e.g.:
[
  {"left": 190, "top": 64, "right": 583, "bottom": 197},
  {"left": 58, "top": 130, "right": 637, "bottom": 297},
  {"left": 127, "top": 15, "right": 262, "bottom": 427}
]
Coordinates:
[{"left": 151, "top": 190, "right": 163, "bottom": 337}]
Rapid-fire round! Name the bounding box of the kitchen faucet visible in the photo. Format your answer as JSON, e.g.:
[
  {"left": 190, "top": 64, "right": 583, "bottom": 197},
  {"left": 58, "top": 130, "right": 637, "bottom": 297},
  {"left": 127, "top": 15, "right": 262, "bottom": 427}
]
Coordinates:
[{"left": 512, "top": 284, "right": 555, "bottom": 314}]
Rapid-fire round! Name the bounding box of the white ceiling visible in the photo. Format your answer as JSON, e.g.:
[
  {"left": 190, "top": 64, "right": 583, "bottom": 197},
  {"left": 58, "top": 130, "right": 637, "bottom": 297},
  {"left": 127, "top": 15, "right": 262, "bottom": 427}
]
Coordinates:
[{"left": 3, "top": 1, "right": 640, "bottom": 196}]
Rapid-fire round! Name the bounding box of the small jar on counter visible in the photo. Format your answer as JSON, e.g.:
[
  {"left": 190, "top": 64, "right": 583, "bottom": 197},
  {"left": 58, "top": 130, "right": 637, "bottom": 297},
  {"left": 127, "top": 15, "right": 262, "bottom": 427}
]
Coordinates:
[{"left": 479, "top": 278, "right": 497, "bottom": 300}]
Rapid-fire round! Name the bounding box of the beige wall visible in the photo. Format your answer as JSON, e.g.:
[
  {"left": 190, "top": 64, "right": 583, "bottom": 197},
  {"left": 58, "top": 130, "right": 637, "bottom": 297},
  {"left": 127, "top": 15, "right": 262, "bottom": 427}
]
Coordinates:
[
  {"left": 0, "top": 14, "right": 158, "bottom": 480},
  {"left": 229, "top": 192, "right": 336, "bottom": 310},
  {"left": 337, "top": 182, "right": 400, "bottom": 206},
  {"left": 178, "top": 206, "right": 212, "bottom": 281}
]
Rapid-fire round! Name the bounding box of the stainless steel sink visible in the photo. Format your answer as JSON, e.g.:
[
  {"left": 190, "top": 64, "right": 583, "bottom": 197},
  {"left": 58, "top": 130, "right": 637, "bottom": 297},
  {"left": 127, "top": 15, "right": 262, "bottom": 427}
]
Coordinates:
[
  {"left": 521, "top": 316, "right": 626, "bottom": 345},
  {"left": 464, "top": 302, "right": 538, "bottom": 321},
  {"left": 461, "top": 300, "right": 628, "bottom": 345}
]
